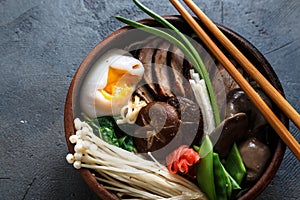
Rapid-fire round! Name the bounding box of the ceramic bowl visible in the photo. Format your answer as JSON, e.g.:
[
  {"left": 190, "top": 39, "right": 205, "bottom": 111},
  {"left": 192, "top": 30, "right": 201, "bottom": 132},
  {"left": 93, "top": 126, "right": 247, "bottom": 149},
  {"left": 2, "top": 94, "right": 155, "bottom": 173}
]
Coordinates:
[{"left": 64, "top": 15, "right": 287, "bottom": 200}]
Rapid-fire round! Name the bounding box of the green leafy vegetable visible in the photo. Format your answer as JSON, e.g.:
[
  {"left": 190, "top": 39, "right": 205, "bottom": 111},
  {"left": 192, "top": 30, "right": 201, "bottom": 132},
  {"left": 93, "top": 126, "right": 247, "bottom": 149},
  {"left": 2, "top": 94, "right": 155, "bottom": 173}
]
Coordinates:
[
  {"left": 83, "top": 114, "right": 135, "bottom": 152},
  {"left": 224, "top": 143, "right": 246, "bottom": 185}
]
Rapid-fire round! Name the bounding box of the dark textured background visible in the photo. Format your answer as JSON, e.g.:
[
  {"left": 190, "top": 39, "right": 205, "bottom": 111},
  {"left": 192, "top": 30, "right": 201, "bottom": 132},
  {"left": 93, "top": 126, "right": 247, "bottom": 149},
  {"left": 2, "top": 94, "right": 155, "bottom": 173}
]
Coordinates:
[{"left": 0, "top": 0, "right": 299, "bottom": 199}]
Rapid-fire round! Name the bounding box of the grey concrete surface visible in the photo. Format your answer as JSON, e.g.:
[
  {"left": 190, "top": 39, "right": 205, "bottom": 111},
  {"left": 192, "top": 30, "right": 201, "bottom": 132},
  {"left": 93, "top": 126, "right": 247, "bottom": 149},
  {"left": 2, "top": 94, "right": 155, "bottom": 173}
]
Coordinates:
[{"left": 0, "top": 0, "right": 299, "bottom": 199}]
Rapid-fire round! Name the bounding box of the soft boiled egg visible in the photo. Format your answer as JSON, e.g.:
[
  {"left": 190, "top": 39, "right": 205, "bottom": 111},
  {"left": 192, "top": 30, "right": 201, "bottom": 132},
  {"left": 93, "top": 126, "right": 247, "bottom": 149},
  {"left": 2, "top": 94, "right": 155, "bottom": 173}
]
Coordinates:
[{"left": 80, "top": 49, "right": 144, "bottom": 118}]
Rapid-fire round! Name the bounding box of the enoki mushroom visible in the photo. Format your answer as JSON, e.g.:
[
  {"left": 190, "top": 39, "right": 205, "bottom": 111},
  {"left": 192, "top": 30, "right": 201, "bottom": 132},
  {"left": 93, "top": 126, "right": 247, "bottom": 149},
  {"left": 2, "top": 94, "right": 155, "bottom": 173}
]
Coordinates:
[{"left": 66, "top": 118, "right": 207, "bottom": 200}]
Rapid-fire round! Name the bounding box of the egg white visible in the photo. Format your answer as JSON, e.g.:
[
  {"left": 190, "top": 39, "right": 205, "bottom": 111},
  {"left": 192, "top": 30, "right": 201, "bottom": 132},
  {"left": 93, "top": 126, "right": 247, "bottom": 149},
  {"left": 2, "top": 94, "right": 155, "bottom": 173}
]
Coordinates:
[{"left": 80, "top": 49, "right": 144, "bottom": 118}]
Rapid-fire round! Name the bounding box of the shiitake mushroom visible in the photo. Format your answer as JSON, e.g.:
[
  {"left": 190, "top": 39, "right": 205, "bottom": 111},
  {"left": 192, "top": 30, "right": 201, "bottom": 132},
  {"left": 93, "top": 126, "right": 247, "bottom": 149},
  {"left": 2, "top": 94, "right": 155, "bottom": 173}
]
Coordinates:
[
  {"left": 225, "top": 88, "right": 273, "bottom": 134},
  {"left": 213, "top": 88, "right": 273, "bottom": 185},
  {"left": 238, "top": 137, "right": 271, "bottom": 183},
  {"left": 211, "top": 113, "right": 248, "bottom": 159},
  {"left": 134, "top": 101, "right": 180, "bottom": 153},
  {"left": 133, "top": 96, "right": 203, "bottom": 159},
  {"left": 168, "top": 96, "right": 204, "bottom": 147}
]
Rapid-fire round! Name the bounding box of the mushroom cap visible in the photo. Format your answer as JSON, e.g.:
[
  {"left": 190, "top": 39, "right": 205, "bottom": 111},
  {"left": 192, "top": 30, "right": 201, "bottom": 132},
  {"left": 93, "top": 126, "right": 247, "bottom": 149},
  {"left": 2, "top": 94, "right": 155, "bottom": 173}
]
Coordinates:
[{"left": 134, "top": 101, "right": 181, "bottom": 153}]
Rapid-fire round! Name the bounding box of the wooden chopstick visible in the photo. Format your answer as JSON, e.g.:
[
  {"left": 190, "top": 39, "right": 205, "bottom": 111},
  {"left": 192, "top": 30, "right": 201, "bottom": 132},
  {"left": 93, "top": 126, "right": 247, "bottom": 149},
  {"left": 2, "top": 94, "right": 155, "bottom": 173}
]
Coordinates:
[
  {"left": 169, "top": 0, "right": 300, "bottom": 160},
  {"left": 183, "top": 0, "right": 300, "bottom": 130}
]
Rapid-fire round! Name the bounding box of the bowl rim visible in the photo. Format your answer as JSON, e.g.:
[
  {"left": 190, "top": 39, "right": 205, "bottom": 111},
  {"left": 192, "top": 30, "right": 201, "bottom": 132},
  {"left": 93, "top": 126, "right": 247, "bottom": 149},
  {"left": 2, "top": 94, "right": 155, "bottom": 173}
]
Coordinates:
[{"left": 64, "top": 15, "right": 287, "bottom": 200}]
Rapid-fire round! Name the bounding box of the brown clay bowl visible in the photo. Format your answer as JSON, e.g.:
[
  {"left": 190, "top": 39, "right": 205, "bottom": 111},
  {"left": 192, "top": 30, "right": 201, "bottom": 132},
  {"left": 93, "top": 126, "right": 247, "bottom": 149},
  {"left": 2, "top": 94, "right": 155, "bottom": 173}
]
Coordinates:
[{"left": 64, "top": 15, "right": 287, "bottom": 200}]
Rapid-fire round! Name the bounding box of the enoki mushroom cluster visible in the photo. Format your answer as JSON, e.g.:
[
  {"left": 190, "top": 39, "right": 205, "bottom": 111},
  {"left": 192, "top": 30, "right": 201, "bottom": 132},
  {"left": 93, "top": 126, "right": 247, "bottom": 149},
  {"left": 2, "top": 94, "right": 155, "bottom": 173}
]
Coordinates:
[{"left": 66, "top": 118, "right": 207, "bottom": 200}]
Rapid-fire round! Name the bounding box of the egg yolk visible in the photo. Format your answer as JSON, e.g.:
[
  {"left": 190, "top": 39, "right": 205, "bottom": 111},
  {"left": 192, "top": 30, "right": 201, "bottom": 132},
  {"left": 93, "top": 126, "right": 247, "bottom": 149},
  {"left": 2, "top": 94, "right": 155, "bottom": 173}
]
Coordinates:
[{"left": 99, "top": 66, "right": 139, "bottom": 100}]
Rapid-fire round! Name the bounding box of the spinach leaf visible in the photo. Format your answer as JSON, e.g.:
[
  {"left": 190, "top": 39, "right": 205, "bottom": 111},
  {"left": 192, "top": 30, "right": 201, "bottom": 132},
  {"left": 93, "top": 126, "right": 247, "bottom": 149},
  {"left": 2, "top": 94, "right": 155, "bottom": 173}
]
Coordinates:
[{"left": 83, "top": 114, "right": 135, "bottom": 152}]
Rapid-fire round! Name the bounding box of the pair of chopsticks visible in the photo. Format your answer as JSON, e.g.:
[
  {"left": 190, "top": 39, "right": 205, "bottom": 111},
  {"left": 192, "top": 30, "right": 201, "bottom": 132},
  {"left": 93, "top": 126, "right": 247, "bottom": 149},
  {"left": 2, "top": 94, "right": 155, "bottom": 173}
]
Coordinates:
[{"left": 169, "top": 0, "right": 300, "bottom": 160}]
